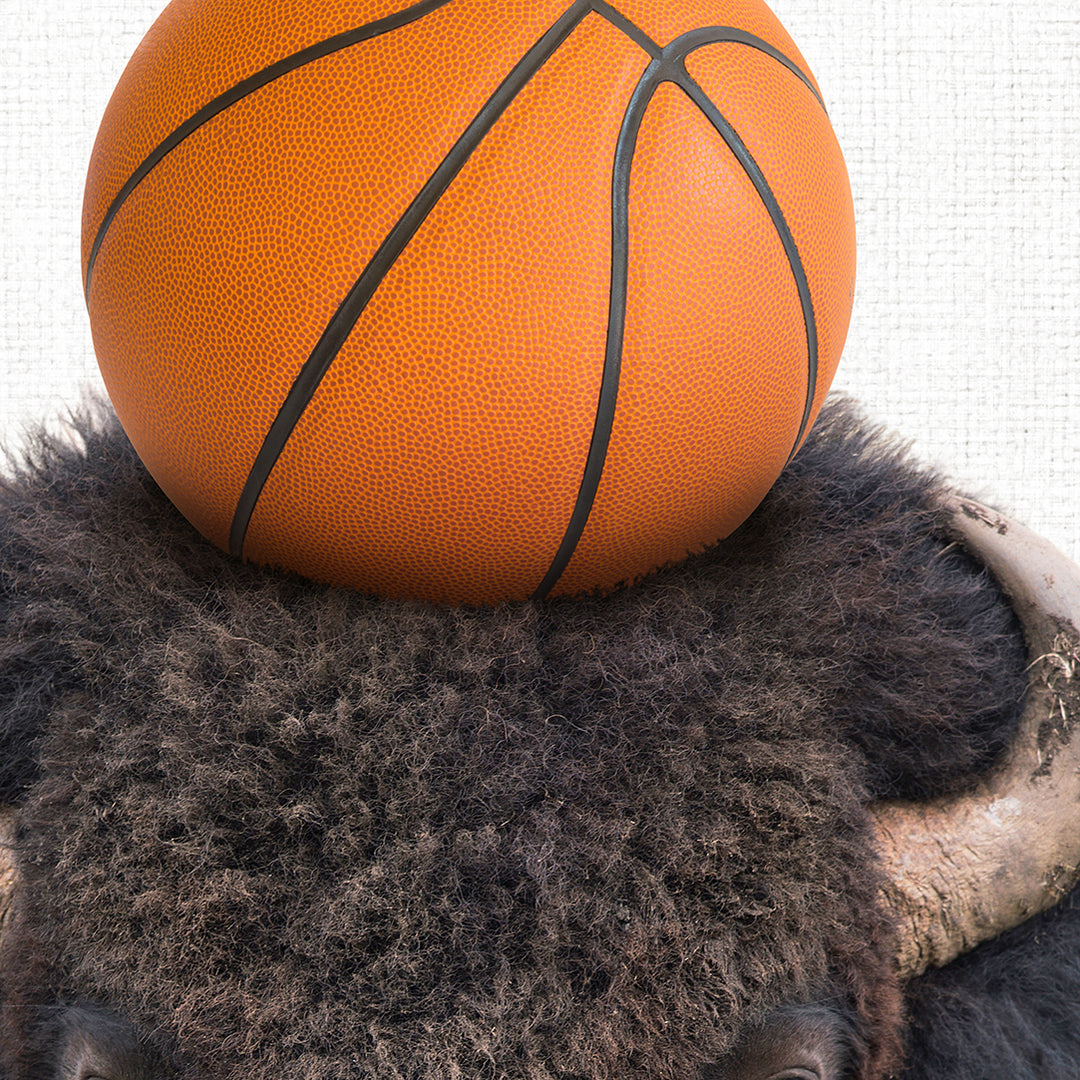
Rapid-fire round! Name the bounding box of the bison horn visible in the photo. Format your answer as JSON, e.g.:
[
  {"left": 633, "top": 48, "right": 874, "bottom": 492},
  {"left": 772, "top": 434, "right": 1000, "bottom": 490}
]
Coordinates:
[
  {"left": 873, "top": 497, "right": 1080, "bottom": 979},
  {"left": 0, "top": 808, "right": 15, "bottom": 946}
]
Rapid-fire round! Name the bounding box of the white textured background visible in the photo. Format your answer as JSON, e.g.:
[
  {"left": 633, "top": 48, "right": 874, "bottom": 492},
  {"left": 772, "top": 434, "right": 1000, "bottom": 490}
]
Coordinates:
[{"left": 2, "top": 1, "right": 1077, "bottom": 560}]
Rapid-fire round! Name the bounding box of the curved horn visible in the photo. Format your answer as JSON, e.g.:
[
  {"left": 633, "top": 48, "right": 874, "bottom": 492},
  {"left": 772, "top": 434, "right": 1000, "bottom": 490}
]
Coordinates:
[
  {"left": 0, "top": 808, "right": 16, "bottom": 947},
  {"left": 873, "top": 498, "right": 1080, "bottom": 979}
]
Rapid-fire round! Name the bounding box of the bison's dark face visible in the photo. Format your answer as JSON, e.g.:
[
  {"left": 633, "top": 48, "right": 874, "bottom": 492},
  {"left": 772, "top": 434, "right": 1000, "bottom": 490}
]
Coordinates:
[{"left": 0, "top": 400, "right": 1077, "bottom": 1080}]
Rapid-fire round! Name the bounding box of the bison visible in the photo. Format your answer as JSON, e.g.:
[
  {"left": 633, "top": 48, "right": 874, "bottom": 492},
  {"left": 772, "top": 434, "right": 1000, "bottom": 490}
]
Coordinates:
[{"left": 0, "top": 397, "right": 1077, "bottom": 1079}]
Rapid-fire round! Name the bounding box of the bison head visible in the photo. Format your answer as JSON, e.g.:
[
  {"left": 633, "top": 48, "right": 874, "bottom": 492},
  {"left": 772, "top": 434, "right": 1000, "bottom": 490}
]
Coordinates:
[{"left": 0, "top": 399, "right": 1076, "bottom": 1080}]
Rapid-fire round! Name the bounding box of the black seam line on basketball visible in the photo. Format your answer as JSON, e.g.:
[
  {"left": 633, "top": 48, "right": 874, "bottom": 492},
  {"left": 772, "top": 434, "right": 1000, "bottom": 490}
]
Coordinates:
[
  {"left": 83, "top": 0, "right": 452, "bottom": 302},
  {"left": 631, "top": 28, "right": 820, "bottom": 462},
  {"left": 672, "top": 63, "right": 819, "bottom": 458},
  {"left": 530, "top": 63, "right": 660, "bottom": 602},
  {"left": 672, "top": 27, "right": 825, "bottom": 112},
  {"left": 228, "top": 0, "right": 597, "bottom": 561},
  {"left": 589, "top": 2, "right": 662, "bottom": 57},
  {"left": 532, "top": 26, "right": 820, "bottom": 600}
]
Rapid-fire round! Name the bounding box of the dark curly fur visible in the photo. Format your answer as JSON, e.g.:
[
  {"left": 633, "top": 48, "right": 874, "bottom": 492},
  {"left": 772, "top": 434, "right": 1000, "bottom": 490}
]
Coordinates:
[
  {"left": 0, "top": 397, "right": 1058, "bottom": 1080},
  {"left": 901, "top": 887, "right": 1080, "bottom": 1078}
]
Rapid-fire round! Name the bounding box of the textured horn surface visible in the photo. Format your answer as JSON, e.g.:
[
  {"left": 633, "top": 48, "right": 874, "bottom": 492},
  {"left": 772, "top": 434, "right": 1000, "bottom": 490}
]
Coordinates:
[
  {"left": 0, "top": 808, "right": 16, "bottom": 947},
  {"left": 874, "top": 498, "right": 1080, "bottom": 978}
]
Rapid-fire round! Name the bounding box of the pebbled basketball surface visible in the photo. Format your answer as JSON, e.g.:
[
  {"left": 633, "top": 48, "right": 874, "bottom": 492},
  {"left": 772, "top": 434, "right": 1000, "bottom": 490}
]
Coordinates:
[{"left": 83, "top": 0, "right": 855, "bottom": 606}]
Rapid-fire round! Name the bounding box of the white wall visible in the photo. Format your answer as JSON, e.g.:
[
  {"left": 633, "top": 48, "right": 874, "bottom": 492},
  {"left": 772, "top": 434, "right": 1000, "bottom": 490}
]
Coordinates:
[{"left": 2, "top": 0, "right": 1076, "bottom": 560}]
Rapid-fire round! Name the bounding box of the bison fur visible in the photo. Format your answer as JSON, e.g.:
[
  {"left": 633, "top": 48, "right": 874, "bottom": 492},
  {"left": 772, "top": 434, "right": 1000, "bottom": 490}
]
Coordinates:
[{"left": 0, "top": 397, "right": 1074, "bottom": 1079}]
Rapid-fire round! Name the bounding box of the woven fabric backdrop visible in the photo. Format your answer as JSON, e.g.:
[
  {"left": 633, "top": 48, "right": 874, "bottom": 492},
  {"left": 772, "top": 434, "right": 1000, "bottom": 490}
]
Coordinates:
[{"left": 2, "top": 1, "right": 1077, "bottom": 561}]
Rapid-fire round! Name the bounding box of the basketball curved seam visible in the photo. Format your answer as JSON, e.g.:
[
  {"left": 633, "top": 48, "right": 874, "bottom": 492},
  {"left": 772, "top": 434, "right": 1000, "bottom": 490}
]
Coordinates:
[
  {"left": 83, "top": 0, "right": 452, "bottom": 300},
  {"left": 228, "top": 0, "right": 600, "bottom": 563},
  {"left": 529, "top": 47, "right": 659, "bottom": 602},
  {"left": 591, "top": 1, "right": 662, "bottom": 56},
  {"left": 652, "top": 30, "right": 825, "bottom": 464},
  {"left": 686, "top": 28, "right": 825, "bottom": 112},
  {"left": 531, "top": 25, "right": 822, "bottom": 600},
  {"left": 674, "top": 66, "right": 820, "bottom": 459}
]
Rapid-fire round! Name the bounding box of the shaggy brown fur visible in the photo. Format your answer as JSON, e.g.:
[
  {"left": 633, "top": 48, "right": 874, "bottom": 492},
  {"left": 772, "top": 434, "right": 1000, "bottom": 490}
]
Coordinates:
[{"left": 0, "top": 398, "right": 1028, "bottom": 1080}]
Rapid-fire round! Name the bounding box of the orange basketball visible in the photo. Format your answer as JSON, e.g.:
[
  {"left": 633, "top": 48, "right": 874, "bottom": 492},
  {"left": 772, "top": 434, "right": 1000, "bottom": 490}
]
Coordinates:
[{"left": 83, "top": 0, "right": 855, "bottom": 606}]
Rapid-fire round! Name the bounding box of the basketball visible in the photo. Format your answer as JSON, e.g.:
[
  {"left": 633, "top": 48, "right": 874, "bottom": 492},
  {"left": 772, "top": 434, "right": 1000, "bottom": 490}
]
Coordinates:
[{"left": 83, "top": 0, "right": 855, "bottom": 606}]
